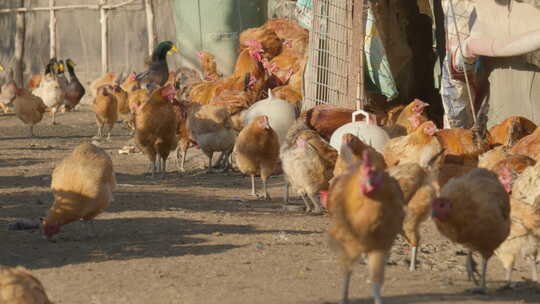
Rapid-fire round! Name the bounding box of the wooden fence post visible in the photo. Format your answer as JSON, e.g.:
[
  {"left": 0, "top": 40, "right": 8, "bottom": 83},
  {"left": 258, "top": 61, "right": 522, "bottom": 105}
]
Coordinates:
[
  {"left": 99, "top": 0, "right": 108, "bottom": 74},
  {"left": 14, "top": 0, "right": 25, "bottom": 87},
  {"left": 350, "top": 0, "right": 365, "bottom": 110},
  {"left": 145, "top": 0, "right": 156, "bottom": 56},
  {"left": 49, "top": 0, "right": 57, "bottom": 59}
]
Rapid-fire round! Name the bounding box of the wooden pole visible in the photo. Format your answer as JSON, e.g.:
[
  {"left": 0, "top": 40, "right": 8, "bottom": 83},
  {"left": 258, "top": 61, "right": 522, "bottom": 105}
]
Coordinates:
[
  {"left": 100, "top": 0, "right": 108, "bottom": 74},
  {"left": 0, "top": 0, "right": 138, "bottom": 13},
  {"left": 49, "top": 0, "right": 57, "bottom": 59},
  {"left": 144, "top": 0, "right": 156, "bottom": 56},
  {"left": 14, "top": 0, "right": 25, "bottom": 87},
  {"left": 350, "top": 0, "right": 365, "bottom": 110}
]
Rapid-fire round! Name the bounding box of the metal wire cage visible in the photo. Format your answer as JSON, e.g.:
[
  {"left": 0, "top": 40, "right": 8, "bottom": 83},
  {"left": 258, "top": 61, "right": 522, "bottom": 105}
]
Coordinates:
[{"left": 303, "top": 0, "right": 365, "bottom": 111}]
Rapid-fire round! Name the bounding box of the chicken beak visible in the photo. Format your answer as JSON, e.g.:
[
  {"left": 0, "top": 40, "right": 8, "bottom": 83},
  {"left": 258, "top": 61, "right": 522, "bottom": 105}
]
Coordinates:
[{"left": 0, "top": 64, "right": 4, "bottom": 71}]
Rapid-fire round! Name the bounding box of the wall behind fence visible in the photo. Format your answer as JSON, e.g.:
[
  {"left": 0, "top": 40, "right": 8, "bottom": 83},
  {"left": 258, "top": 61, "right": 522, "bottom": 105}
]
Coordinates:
[{"left": 0, "top": 0, "right": 182, "bottom": 88}]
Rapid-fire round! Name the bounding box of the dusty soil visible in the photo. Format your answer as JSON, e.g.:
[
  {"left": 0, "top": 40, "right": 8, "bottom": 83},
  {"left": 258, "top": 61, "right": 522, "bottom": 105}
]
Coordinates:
[{"left": 1, "top": 107, "right": 540, "bottom": 304}]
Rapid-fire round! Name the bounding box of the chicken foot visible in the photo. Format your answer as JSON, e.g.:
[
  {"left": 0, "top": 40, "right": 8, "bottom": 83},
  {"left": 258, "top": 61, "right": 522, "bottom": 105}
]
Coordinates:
[
  {"left": 251, "top": 175, "right": 271, "bottom": 200},
  {"left": 307, "top": 193, "right": 322, "bottom": 215},
  {"left": 301, "top": 194, "right": 312, "bottom": 213},
  {"left": 467, "top": 256, "right": 488, "bottom": 294},
  {"left": 50, "top": 107, "right": 59, "bottom": 125}
]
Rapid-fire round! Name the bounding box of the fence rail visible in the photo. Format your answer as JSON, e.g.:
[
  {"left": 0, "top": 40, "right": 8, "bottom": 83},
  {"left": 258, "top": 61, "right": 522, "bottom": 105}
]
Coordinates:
[{"left": 1, "top": 0, "right": 153, "bottom": 86}]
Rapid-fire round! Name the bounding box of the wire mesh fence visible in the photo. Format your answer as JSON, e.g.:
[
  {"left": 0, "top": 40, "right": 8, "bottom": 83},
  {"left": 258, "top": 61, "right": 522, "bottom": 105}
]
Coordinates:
[{"left": 304, "top": 0, "right": 354, "bottom": 110}]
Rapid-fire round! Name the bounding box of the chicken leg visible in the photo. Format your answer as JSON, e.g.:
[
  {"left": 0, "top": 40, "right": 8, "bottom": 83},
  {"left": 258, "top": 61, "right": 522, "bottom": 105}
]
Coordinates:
[
  {"left": 283, "top": 182, "right": 290, "bottom": 203},
  {"left": 410, "top": 246, "right": 418, "bottom": 271},
  {"left": 261, "top": 176, "right": 271, "bottom": 200},
  {"left": 251, "top": 175, "right": 257, "bottom": 197},
  {"left": 466, "top": 250, "right": 480, "bottom": 285},
  {"left": 301, "top": 194, "right": 312, "bottom": 213},
  {"left": 307, "top": 192, "right": 322, "bottom": 214},
  {"left": 50, "top": 107, "right": 58, "bottom": 125},
  {"left": 206, "top": 152, "right": 214, "bottom": 173},
  {"left": 28, "top": 125, "right": 34, "bottom": 138},
  {"left": 473, "top": 256, "right": 488, "bottom": 294},
  {"left": 106, "top": 123, "right": 113, "bottom": 141},
  {"left": 339, "top": 270, "right": 352, "bottom": 304},
  {"left": 532, "top": 258, "right": 538, "bottom": 282},
  {"left": 87, "top": 220, "right": 97, "bottom": 238},
  {"left": 368, "top": 250, "right": 387, "bottom": 304}
]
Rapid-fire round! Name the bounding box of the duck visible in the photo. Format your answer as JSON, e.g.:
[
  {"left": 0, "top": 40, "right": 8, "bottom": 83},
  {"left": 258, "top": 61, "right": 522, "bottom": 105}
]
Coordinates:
[
  {"left": 135, "top": 41, "right": 178, "bottom": 91},
  {"left": 63, "top": 58, "right": 86, "bottom": 111}
]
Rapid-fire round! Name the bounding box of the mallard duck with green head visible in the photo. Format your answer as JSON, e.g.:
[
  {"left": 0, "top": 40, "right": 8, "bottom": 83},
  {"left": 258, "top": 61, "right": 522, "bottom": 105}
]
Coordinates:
[
  {"left": 63, "top": 59, "right": 86, "bottom": 111},
  {"left": 135, "top": 41, "right": 178, "bottom": 91}
]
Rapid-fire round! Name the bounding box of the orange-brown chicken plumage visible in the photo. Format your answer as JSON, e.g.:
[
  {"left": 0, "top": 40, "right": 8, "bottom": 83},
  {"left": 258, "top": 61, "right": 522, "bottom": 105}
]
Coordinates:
[
  {"left": 197, "top": 50, "right": 221, "bottom": 81},
  {"left": 111, "top": 85, "right": 130, "bottom": 125},
  {"left": 209, "top": 89, "right": 255, "bottom": 131},
  {"left": 262, "top": 18, "right": 309, "bottom": 41},
  {"left": 92, "top": 86, "right": 118, "bottom": 140},
  {"left": 300, "top": 104, "right": 355, "bottom": 141},
  {"left": 234, "top": 115, "right": 279, "bottom": 199},
  {"left": 89, "top": 72, "right": 118, "bottom": 97},
  {"left": 383, "top": 121, "right": 442, "bottom": 168},
  {"left": 135, "top": 85, "right": 178, "bottom": 177},
  {"left": 120, "top": 72, "right": 141, "bottom": 93},
  {"left": 333, "top": 133, "right": 386, "bottom": 179},
  {"left": 328, "top": 150, "right": 405, "bottom": 304},
  {"left": 239, "top": 27, "right": 282, "bottom": 60},
  {"left": 496, "top": 162, "right": 540, "bottom": 283},
  {"left": 389, "top": 156, "right": 441, "bottom": 271},
  {"left": 432, "top": 168, "right": 510, "bottom": 292},
  {"left": 393, "top": 99, "right": 429, "bottom": 135},
  {"left": 127, "top": 88, "right": 150, "bottom": 114},
  {"left": 27, "top": 74, "right": 43, "bottom": 90},
  {"left": 171, "top": 99, "right": 196, "bottom": 172},
  {"left": 0, "top": 266, "right": 53, "bottom": 304},
  {"left": 492, "top": 154, "right": 536, "bottom": 193},
  {"left": 488, "top": 116, "right": 536, "bottom": 147},
  {"left": 510, "top": 126, "right": 540, "bottom": 161},
  {"left": 42, "top": 142, "right": 116, "bottom": 240}
]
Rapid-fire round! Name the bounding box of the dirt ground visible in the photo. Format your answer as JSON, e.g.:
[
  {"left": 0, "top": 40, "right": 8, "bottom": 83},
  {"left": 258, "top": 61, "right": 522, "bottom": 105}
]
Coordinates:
[{"left": 1, "top": 106, "right": 540, "bottom": 304}]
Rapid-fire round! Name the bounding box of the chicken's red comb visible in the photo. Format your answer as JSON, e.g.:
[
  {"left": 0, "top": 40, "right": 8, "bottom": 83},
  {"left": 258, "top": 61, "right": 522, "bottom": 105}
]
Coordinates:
[{"left": 245, "top": 39, "right": 263, "bottom": 51}]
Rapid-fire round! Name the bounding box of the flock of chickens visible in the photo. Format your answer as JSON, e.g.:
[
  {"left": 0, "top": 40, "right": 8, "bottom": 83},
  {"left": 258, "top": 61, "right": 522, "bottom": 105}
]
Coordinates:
[{"left": 1, "top": 17, "right": 540, "bottom": 304}]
